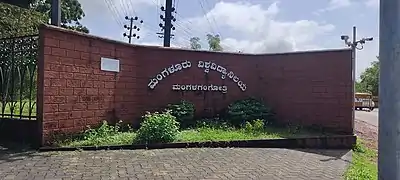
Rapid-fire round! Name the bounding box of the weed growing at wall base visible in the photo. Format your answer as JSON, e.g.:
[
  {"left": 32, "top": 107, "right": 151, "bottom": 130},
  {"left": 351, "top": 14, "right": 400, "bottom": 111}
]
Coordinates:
[
  {"left": 244, "top": 119, "right": 265, "bottom": 135},
  {"left": 57, "top": 120, "right": 135, "bottom": 147},
  {"left": 55, "top": 99, "right": 325, "bottom": 147}
]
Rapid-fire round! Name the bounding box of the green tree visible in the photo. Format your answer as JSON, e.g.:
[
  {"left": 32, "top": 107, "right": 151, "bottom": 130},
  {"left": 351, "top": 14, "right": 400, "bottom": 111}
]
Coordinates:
[
  {"left": 206, "top": 34, "right": 223, "bottom": 51},
  {"left": 355, "top": 81, "right": 367, "bottom": 93},
  {"left": 1, "top": 0, "right": 89, "bottom": 38},
  {"left": 0, "top": 2, "right": 47, "bottom": 38},
  {"left": 2, "top": 0, "right": 35, "bottom": 8},
  {"left": 30, "top": 0, "right": 89, "bottom": 33},
  {"left": 189, "top": 37, "right": 202, "bottom": 50},
  {"left": 358, "top": 56, "right": 379, "bottom": 96}
]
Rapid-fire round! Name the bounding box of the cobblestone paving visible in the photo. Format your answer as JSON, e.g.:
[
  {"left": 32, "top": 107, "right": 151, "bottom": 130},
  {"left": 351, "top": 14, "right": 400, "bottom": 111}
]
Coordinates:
[{"left": 0, "top": 148, "right": 351, "bottom": 180}]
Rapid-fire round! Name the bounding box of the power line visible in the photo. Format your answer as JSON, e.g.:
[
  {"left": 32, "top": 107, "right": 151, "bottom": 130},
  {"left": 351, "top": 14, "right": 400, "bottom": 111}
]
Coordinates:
[
  {"left": 105, "top": 0, "right": 161, "bottom": 40},
  {"left": 197, "top": 0, "right": 217, "bottom": 35},
  {"left": 174, "top": 13, "right": 210, "bottom": 39},
  {"left": 119, "top": 0, "right": 131, "bottom": 18},
  {"left": 175, "top": 0, "right": 180, "bottom": 12},
  {"left": 170, "top": 0, "right": 197, "bottom": 41},
  {"left": 167, "top": 1, "right": 234, "bottom": 51},
  {"left": 173, "top": 12, "right": 236, "bottom": 51},
  {"left": 103, "top": 0, "right": 124, "bottom": 26},
  {"left": 173, "top": 21, "right": 198, "bottom": 40},
  {"left": 201, "top": 0, "right": 223, "bottom": 38}
]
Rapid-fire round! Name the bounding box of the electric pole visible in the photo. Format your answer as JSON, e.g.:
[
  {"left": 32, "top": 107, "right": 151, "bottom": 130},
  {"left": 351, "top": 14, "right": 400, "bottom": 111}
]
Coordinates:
[
  {"left": 340, "top": 26, "right": 373, "bottom": 135},
  {"left": 158, "top": 0, "right": 177, "bottom": 47},
  {"left": 379, "top": 0, "right": 400, "bottom": 179},
  {"left": 51, "top": 0, "right": 61, "bottom": 26},
  {"left": 123, "top": 16, "right": 143, "bottom": 44}
]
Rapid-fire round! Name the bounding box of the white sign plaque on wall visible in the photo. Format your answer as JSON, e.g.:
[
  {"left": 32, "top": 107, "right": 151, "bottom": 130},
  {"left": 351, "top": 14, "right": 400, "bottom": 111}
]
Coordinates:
[{"left": 101, "top": 57, "right": 120, "bottom": 72}]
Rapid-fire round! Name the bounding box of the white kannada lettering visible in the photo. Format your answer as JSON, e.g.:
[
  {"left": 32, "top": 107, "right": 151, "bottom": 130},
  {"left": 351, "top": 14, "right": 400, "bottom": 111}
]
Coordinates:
[
  {"left": 171, "top": 84, "right": 228, "bottom": 94},
  {"left": 148, "top": 60, "right": 192, "bottom": 89},
  {"left": 197, "top": 60, "right": 247, "bottom": 92},
  {"left": 148, "top": 60, "right": 247, "bottom": 92}
]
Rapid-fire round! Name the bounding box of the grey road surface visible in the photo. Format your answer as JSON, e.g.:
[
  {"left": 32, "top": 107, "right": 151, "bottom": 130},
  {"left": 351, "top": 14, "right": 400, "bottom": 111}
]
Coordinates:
[{"left": 355, "top": 109, "right": 378, "bottom": 127}]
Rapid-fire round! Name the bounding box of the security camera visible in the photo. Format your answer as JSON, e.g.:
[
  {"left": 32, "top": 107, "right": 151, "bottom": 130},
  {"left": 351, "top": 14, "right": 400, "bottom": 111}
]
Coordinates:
[{"left": 341, "top": 35, "right": 349, "bottom": 41}]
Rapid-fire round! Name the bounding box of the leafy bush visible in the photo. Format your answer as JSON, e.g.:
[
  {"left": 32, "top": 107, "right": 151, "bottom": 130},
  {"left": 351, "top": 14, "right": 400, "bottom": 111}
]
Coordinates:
[
  {"left": 135, "top": 111, "right": 180, "bottom": 144},
  {"left": 244, "top": 119, "right": 265, "bottom": 135},
  {"left": 227, "top": 98, "right": 274, "bottom": 126},
  {"left": 166, "top": 100, "right": 195, "bottom": 128}
]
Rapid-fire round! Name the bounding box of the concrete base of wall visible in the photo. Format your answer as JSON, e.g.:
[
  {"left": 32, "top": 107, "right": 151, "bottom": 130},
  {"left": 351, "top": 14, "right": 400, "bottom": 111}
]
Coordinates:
[{"left": 39, "top": 135, "right": 357, "bottom": 152}]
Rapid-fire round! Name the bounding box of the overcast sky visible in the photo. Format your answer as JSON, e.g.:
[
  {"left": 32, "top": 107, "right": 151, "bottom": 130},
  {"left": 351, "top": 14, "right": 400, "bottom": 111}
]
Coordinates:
[{"left": 78, "top": 0, "right": 379, "bottom": 78}]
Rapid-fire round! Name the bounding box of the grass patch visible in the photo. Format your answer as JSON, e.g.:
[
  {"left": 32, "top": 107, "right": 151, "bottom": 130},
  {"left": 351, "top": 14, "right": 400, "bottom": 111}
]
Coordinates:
[
  {"left": 55, "top": 121, "right": 135, "bottom": 147},
  {"left": 176, "top": 126, "right": 320, "bottom": 142},
  {"left": 345, "top": 140, "right": 377, "bottom": 180},
  {"left": 57, "top": 122, "right": 324, "bottom": 147},
  {"left": 176, "top": 128, "right": 282, "bottom": 142},
  {"left": 61, "top": 132, "right": 135, "bottom": 147}
]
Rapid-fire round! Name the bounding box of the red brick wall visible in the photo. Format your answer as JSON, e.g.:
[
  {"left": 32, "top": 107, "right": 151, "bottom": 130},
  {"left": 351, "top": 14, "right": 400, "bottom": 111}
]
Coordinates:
[{"left": 37, "top": 25, "right": 353, "bottom": 145}]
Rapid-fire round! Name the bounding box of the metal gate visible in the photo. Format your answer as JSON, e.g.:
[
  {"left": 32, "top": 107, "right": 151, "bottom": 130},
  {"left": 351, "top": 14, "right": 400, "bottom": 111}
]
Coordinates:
[{"left": 0, "top": 35, "right": 39, "bottom": 145}]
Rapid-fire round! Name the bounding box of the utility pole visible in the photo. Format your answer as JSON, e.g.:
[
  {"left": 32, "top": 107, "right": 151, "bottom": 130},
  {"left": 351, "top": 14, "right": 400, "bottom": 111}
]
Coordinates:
[
  {"left": 51, "top": 0, "right": 61, "bottom": 26},
  {"left": 123, "top": 16, "right": 143, "bottom": 44},
  {"left": 378, "top": 0, "right": 400, "bottom": 179},
  {"left": 340, "top": 26, "right": 373, "bottom": 134},
  {"left": 158, "top": 0, "right": 176, "bottom": 47}
]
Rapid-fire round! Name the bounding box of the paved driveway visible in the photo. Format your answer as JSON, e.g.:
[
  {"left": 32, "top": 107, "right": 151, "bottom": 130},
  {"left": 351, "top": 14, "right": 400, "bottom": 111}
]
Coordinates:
[
  {"left": 355, "top": 109, "right": 379, "bottom": 149},
  {"left": 0, "top": 148, "right": 351, "bottom": 180},
  {"left": 355, "top": 109, "right": 378, "bottom": 127}
]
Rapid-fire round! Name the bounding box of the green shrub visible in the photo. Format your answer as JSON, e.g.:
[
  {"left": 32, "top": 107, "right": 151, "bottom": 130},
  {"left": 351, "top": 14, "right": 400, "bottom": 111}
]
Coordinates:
[
  {"left": 227, "top": 98, "right": 274, "bottom": 126},
  {"left": 166, "top": 100, "right": 195, "bottom": 128},
  {"left": 244, "top": 119, "right": 265, "bottom": 135},
  {"left": 135, "top": 111, "right": 180, "bottom": 144}
]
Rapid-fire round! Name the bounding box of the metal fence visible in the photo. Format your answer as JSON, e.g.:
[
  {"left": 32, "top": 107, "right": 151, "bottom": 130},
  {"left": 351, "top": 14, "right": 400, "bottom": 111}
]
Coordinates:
[{"left": 0, "top": 35, "right": 38, "bottom": 120}]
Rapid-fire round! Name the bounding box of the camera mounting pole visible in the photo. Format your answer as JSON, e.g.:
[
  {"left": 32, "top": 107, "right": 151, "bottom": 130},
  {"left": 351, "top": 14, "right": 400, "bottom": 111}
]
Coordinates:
[{"left": 340, "top": 26, "right": 373, "bottom": 135}]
